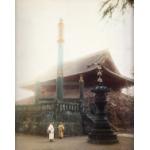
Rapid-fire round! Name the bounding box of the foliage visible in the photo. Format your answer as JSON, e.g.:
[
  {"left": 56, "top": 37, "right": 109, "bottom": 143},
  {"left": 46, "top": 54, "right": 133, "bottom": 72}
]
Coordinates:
[{"left": 100, "top": 0, "right": 134, "bottom": 18}]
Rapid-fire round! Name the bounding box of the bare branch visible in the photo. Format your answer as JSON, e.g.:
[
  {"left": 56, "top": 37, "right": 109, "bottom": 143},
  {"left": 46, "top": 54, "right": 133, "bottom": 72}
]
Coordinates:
[
  {"left": 102, "top": 0, "right": 120, "bottom": 18},
  {"left": 99, "top": 0, "right": 111, "bottom": 12},
  {"left": 100, "top": 0, "right": 134, "bottom": 18}
]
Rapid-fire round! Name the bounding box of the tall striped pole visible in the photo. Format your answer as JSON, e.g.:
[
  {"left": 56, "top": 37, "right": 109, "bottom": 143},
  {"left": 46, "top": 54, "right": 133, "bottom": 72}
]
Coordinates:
[{"left": 56, "top": 19, "right": 64, "bottom": 100}]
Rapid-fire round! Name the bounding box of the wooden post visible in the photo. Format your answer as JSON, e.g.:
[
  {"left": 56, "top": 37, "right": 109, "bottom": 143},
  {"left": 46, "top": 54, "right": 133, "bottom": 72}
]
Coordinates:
[
  {"left": 35, "top": 81, "right": 40, "bottom": 104},
  {"left": 79, "top": 74, "right": 84, "bottom": 101}
]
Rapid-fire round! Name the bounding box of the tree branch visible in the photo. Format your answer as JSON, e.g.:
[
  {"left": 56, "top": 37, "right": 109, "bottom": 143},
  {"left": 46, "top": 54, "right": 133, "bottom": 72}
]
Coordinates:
[{"left": 100, "top": 0, "right": 134, "bottom": 18}]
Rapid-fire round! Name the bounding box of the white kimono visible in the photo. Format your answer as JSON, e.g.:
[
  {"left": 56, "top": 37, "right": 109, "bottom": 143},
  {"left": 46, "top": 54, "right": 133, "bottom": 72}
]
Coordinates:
[{"left": 47, "top": 124, "right": 54, "bottom": 140}]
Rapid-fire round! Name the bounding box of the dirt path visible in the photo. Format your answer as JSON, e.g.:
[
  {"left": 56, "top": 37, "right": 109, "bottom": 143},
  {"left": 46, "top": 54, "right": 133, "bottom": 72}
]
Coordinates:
[{"left": 16, "top": 134, "right": 133, "bottom": 150}]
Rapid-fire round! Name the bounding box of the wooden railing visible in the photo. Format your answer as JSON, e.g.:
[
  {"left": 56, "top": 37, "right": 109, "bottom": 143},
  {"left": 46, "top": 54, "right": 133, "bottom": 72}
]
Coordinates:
[{"left": 16, "top": 101, "right": 80, "bottom": 113}]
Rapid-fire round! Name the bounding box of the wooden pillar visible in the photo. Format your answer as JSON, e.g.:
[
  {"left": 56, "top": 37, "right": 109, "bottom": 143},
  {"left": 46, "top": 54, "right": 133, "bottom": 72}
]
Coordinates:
[
  {"left": 35, "top": 81, "right": 40, "bottom": 104},
  {"left": 79, "top": 74, "right": 84, "bottom": 101}
]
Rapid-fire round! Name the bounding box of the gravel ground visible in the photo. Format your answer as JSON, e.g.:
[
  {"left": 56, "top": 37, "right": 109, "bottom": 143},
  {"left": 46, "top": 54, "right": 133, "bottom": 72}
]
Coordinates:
[{"left": 16, "top": 134, "right": 134, "bottom": 150}]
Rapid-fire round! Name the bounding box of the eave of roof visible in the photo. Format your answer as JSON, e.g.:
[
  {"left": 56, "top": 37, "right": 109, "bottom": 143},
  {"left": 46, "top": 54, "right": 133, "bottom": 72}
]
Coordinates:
[{"left": 21, "top": 50, "right": 133, "bottom": 90}]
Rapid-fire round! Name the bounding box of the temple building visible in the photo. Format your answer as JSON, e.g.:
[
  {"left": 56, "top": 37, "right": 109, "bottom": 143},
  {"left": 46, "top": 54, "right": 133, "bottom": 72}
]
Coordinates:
[{"left": 19, "top": 50, "right": 133, "bottom": 104}]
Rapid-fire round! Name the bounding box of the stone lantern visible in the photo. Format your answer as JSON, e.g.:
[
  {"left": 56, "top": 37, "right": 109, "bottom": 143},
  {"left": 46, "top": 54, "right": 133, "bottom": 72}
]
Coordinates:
[{"left": 88, "top": 63, "right": 118, "bottom": 144}]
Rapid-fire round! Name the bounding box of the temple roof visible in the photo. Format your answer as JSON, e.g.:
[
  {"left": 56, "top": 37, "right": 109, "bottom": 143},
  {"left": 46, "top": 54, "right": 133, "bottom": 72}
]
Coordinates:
[{"left": 22, "top": 50, "right": 134, "bottom": 90}]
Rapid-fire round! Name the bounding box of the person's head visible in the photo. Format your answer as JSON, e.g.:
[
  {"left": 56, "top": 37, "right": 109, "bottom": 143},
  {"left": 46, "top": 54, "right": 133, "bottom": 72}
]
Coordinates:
[
  {"left": 49, "top": 122, "right": 52, "bottom": 125},
  {"left": 60, "top": 122, "right": 63, "bottom": 125}
]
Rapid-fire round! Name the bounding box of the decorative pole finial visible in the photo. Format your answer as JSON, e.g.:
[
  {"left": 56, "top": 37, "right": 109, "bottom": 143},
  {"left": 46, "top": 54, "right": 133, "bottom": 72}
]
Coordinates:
[
  {"left": 58, "top": 18, "right": 64, "bottom": 43},
  {"left": 79, "top": 74, "right": 84, "bottom": 83}
]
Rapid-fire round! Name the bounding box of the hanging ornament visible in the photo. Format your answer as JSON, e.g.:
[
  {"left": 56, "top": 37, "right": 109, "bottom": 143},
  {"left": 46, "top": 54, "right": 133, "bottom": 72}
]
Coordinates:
[
  {"left": 97, "top": 71, "right": 102, "bottom": 76},
  {"left": 97, "top": 65, "right": 102, "bottom": 70},
  {"left": 97, "top": 77, "right": 103, "bottom": 83}
]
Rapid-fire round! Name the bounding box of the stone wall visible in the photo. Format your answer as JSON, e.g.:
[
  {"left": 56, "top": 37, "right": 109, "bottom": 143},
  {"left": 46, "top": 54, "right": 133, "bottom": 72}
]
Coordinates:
[{"left": 15, "top": 101, "right": 83, "bottom": 137}]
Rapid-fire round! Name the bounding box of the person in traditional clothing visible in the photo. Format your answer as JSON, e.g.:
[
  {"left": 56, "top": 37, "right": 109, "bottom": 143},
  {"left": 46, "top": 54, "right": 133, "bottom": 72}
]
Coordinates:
[
  {"left": 47, "top": 123, "right": 54, "bottom": 142},
  {"left": 58, "top": 122, "right": 65, "bottom": 139}
]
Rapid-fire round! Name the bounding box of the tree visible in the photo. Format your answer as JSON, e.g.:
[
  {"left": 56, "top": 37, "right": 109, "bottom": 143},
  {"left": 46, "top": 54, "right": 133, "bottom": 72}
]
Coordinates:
[{"left": 100, "top": 0, "right": 134, "bottom": 18}]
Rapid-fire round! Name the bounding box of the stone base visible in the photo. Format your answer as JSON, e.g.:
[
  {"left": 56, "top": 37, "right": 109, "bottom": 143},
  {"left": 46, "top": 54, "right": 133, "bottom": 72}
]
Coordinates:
[{"left": 88, "top": 129, "right": 118, "bottom": 144}]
